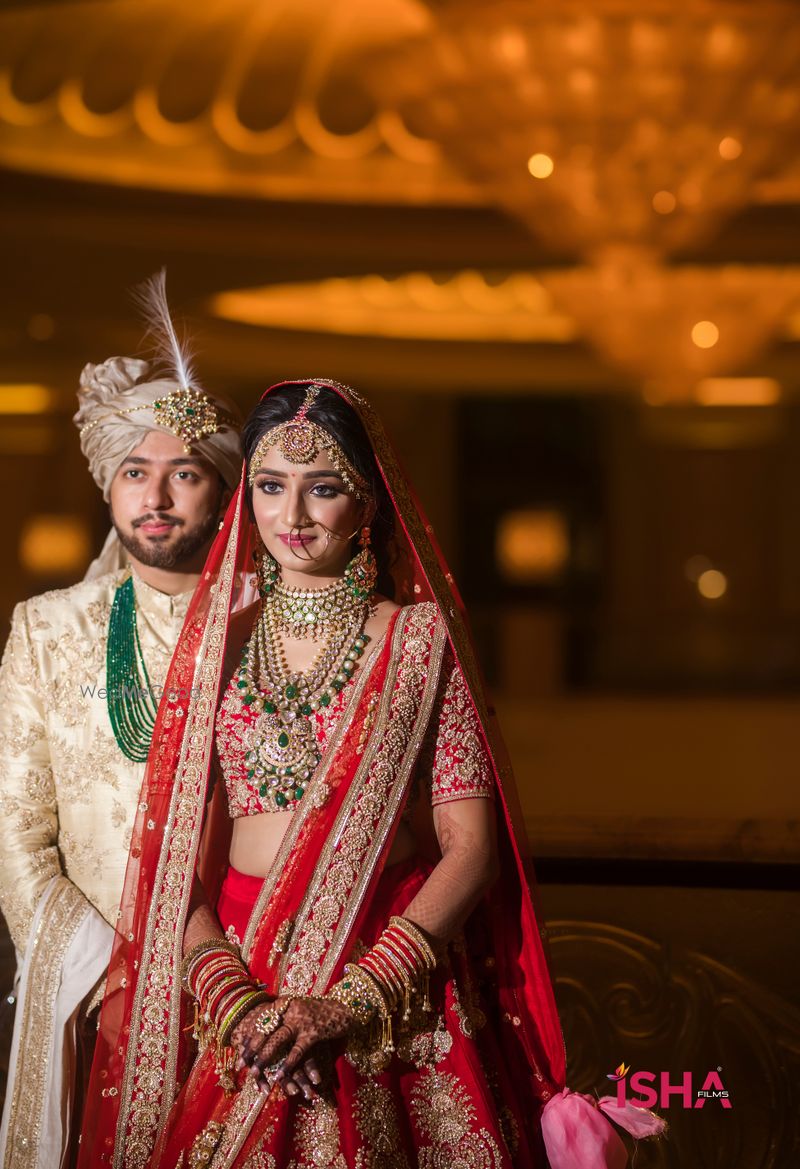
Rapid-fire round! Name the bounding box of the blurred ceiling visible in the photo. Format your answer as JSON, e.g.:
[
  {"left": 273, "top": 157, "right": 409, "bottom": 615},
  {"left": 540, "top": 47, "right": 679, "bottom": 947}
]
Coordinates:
[{"left": 1, "top": 0, "right": 800, "bottom": 406}]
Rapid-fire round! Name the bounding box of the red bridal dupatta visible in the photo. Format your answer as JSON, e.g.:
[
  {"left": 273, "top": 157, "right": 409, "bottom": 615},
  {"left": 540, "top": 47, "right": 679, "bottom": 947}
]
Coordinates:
[{"left": 78, "top": 381, "right": 660, "bottom": 1169}]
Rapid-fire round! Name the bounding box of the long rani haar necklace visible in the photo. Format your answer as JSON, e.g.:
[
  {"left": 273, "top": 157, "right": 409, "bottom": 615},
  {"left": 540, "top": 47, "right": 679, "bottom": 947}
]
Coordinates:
[
  {"left": 106, "top": 574, "right": 159, "bottom": 761},
  {"left": 237, "top": 573, "right": 372, "bottom": 809}
]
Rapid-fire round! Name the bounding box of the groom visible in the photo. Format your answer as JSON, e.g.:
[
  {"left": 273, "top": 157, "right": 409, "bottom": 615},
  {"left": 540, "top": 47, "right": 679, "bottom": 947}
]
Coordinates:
[{"left": 0, "top": 346, "right": 241, "bottom": 1169}]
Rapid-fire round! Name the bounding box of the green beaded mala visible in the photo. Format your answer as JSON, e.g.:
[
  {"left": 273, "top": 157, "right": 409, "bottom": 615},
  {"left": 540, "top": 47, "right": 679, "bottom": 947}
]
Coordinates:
[
  {"left": 106, "top": 575, "right": 159, "bottom": 762},
  {"left": 238, "top": 628, "right": 370, "bottom": 809}
]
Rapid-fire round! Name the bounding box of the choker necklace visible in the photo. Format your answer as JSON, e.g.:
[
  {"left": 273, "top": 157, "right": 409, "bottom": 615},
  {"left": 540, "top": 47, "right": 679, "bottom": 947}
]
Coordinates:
[
  {"left": 106, "top": 574, "right": 158, "bottom": 762},
  {"left": 237, "top": 591, "right": 371, "bottom": 809},
  {"left": 272, "top": 576, "right": 364, "bottom": 640}
]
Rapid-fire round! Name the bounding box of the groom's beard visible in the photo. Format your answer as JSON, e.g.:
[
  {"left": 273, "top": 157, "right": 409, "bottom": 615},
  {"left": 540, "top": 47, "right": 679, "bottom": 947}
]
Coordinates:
[{"left": 112, "top": 505, "right": 221, "bottom": 571}]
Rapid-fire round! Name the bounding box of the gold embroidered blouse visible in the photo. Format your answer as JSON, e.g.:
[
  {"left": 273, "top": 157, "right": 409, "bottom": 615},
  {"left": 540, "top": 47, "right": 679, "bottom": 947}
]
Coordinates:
[
  {"left": 215, "top": 603, "right": 495, "bottom": 819},
  {"left": 422, "top": 640, "right": 497, "bottom": 806},
  {"left": 0, "top": 569, "right": 191, "bottom": 950}
]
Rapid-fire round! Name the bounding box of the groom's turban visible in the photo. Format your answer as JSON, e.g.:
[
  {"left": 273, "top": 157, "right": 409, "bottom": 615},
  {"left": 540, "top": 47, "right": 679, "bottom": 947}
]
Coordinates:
[{"left": 74, "top": 356, "right": 242, "bottom": 500}]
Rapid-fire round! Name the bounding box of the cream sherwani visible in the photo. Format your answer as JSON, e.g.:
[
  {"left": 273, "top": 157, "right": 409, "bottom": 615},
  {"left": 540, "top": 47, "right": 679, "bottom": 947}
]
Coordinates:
[{"left": 0, "top": 569, "right": 190, "bottom": 1169}]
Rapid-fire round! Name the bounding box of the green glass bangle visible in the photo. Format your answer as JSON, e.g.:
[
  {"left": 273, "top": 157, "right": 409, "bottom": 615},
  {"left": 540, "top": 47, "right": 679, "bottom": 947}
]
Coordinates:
[{"left": 217, "top": 989, "right": 270, "bottom": 1048}]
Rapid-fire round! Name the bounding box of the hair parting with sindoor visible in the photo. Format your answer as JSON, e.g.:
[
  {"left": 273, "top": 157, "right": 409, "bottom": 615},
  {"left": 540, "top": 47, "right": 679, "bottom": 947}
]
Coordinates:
[{"left": 242, "top": 383, "right": 397, "bottom": 599}]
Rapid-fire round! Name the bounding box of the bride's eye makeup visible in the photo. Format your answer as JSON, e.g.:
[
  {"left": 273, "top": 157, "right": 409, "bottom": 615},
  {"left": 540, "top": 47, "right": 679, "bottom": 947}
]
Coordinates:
[
  {"left": 253, "top": 470, "right": 346, "bottom": 501},
  {"left": 254, "top": 478, "right": 282, "bottom": 494}
]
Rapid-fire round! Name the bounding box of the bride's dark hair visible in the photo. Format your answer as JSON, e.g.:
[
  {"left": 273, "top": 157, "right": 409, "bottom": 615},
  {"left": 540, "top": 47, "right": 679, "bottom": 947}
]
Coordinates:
[{"left": 242, "top": 383, "right": 396, "bottom": 598}]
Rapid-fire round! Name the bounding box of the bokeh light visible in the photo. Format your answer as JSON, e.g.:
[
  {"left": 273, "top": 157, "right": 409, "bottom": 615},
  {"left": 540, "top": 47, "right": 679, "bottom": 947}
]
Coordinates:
[
  {"left": 718, "top": 136, "right": 743, "bottom": 160},
  {"left": 691, "top": 320, "right": 720, "bottom": 348},
  {"left": 527, "top": 153, "right": 554, "bottom": 179},
  {"left": 697, "top": 569, "right": 728, "bottom": 599},
  {"left": 652, "top": 190, "right": 677, "bottom": 214}
]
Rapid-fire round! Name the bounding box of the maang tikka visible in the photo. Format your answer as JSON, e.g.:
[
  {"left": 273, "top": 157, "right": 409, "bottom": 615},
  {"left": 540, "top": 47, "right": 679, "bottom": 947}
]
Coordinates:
[{"left": 247, "top": 385, "right": 371, "bottom": 502}]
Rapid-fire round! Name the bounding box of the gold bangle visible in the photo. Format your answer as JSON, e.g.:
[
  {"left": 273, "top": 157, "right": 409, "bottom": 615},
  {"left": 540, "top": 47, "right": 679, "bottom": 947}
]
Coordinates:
[
  {"left": 377, "top": 936, "right": 418, "bottom": 986},
  {"left": 327, "top": 964, "right": 388, "bottom": 1026},
  {"left": 388, "top": 916, "right": 437, "bottom": 968},
  {"left": 209, "top": 980, "right": 258, "bottom": 1028},
  {"left": 180, "top": 938, "right": 242, "bottom": 993},
  {"left": 348, "top": 963, "right": 391, "bottom": 1015},
  {"left": 194, "top": 961, "right": 247, "bottom": 1005},
  {"left": 368, "top": 944, "right": 410, "bottom": 1004}
]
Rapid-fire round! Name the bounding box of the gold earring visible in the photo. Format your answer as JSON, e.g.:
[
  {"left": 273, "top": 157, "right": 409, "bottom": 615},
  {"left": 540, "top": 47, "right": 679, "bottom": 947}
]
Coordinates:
[
  {"left": 253, "top": 538, "right": 280, "bottom": 597},
  {"left": 345, "top": 526, "right": 377, "bottom": 600}
]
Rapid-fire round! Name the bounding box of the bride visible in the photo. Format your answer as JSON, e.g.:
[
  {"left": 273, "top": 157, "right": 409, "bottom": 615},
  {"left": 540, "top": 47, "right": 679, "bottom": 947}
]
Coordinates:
[{"left": 78, "top": 380, "right": 660, "bottom": 1169}]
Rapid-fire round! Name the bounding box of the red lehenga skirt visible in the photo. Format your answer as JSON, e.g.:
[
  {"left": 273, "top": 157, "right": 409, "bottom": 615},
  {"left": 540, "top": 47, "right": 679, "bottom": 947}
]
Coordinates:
[{"left": 201, "top": 857, "right": 548, "bottom": 1169}]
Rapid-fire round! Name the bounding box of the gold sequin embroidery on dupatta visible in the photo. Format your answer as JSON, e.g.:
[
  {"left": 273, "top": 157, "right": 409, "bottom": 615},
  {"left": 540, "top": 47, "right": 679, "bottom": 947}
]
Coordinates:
[{"left": 207, "top": 1080, "right": 275, "bottom": 1169}]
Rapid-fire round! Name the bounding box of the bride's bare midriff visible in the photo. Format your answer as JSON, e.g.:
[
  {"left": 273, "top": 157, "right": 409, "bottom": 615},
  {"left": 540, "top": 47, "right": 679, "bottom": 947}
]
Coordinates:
[
  {"left": 229, "top": 812, "right": 416, "bottom": 878},
  {"left": 228, "top": 595, "right": 412, "bottom": 879}
]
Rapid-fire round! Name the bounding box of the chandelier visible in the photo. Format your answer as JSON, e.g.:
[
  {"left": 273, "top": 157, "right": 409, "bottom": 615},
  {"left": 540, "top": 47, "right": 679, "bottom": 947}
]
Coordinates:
[
  {"left": 366, "top": 2, "right": 800, "bottom": 397},
  {"left": 370, "top": 1, "right": 800, "bottom": 263},
  {"left": 540, "top": 261, "right": 800, "bottom": 400}
]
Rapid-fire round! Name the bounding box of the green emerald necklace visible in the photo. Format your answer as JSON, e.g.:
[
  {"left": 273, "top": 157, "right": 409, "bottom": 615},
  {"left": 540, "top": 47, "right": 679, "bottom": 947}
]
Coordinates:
[{"left": 106, "top": 574, "right": 158, "bottom": 762}]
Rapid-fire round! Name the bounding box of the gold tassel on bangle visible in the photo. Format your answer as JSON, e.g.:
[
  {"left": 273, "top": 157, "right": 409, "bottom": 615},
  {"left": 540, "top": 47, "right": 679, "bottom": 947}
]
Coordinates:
[{"left": 326, "top": 915, "right": 437, "bottom": 1058}]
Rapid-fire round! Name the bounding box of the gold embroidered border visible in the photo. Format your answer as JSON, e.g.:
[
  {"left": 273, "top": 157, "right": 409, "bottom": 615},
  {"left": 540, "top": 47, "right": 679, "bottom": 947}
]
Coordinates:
[
  {"left": 314, "top": 382, "right": 498, "bottom": 738},
  {"left": 241, "top": 627, "right": 388, "bottom": 962},
  {"left": 275, "top": 610, "right": 406, "bottom": 989},
  {"left": 2, "top": 878, "right": 90, "bottom": 1169},
  {"left": 115, "top": 497, "right": 243, "bottom": 1169},
  {"left": 208, "top": 1079, "right": 274, "bottom": 1169},
  {"left": 281, "top": 604, "right": 445, "bottom": 997},
  {"left": 316, "top": 610, "right": 445, "bottom": 992}
]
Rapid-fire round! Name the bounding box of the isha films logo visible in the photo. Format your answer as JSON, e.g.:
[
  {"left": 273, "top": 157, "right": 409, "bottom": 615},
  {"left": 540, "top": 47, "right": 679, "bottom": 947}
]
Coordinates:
[{"left": 607, "top": 1062, "right": 732, "bottom": 1109}]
